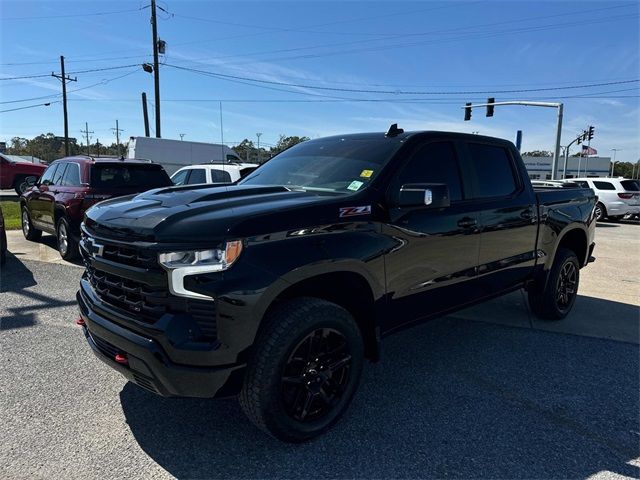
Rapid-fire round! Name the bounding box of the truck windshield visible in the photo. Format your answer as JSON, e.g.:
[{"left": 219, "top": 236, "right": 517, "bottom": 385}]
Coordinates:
[
  {"left": 90, "top": 164, "right": 171, "bottom": 189},
  {"left": 239, "top": 136, "right": 404, "bottom": 193}
]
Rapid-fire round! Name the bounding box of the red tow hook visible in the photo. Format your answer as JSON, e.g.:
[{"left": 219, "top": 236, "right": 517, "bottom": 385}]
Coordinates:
[
  {"left": 114, "top": 354, "right": 129, "bottom": 365},
  {"left": 75, "top": 317, "right": 86, "bottom": 326}
]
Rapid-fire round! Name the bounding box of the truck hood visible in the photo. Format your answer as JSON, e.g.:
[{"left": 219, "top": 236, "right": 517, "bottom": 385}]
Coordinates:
[{"left": 84, "top": 184, "right": 348, "bottom": 244}]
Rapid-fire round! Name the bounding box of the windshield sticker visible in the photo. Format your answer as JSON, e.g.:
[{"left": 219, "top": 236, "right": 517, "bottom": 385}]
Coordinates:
[
  {"left": 347, "top": 180, "right": 364, "bottom": 191},
  {"left": 360, "top": 169, "right": 374, "bottom": 178},
  {"left": 339, "top": 205, "right": 372, "bottom": 218}
]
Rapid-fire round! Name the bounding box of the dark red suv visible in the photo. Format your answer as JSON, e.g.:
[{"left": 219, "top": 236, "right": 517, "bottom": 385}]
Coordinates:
[{"left": 20, "top": 156, "right": 172, "bottom": 260}]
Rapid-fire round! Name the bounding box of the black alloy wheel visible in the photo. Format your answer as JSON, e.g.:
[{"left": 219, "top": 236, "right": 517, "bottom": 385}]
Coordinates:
[
  {"left": 556, "top": 261, "right": 578, "bottom": 312},
  {"left": 281, "top": 327, "right": 352, "bottom": 423}
]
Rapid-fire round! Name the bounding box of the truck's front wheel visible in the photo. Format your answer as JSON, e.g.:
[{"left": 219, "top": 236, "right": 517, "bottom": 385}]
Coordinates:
[{"left": 239, "top": 297, "right": 364, "bottom": 442}]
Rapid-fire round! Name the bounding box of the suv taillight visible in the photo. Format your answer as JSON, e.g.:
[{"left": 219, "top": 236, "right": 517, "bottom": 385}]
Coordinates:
[{"left": 618, "top": 193, "right": 634, "bottom": 199}]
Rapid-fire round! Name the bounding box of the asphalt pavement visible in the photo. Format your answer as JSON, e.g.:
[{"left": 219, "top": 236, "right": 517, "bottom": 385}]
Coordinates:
[{"left": 1, "top": 225, "right": 639, "bottom": 479}]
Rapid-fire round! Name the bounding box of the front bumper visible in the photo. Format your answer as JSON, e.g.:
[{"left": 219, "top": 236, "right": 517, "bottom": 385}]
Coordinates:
[{"left": 77, "top": 287, "right": 246, "bottom": 398}]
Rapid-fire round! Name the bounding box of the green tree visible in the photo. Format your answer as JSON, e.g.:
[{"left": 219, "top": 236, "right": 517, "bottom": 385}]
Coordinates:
[{"left": 270, "top": 135, "right": 310, "bottom": 155}]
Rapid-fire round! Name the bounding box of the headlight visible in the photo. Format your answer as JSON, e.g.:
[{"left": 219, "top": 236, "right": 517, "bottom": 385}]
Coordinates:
[{"left": 158, "top": 241, "right": 243, "bottom": 300}]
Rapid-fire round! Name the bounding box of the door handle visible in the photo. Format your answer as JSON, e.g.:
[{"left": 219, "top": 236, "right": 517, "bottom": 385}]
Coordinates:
[{"left": 457, "top": 217, "right": 477, "bottom": 228}]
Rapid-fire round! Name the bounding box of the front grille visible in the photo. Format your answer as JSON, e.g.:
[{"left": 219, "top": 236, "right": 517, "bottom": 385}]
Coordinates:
[
  {"left": 82, "top": 237, "right": 217, "bottom": 341},
  {"left": 101, "top": 244, "right": 157, "bottom": 269}
]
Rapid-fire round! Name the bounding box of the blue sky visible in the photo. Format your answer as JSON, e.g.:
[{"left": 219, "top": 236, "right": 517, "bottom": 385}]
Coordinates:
[{"left": 1, "top": 1, "right": 638, "bottom": 161}]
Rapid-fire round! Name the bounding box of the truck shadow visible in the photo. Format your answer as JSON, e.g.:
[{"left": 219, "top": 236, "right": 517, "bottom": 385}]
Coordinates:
[
  {"left": 0, "top": 252, "right": 77, "bottom": 329},
  {"left": 120, "top": 311, "right": 639, "bottom": 479}
]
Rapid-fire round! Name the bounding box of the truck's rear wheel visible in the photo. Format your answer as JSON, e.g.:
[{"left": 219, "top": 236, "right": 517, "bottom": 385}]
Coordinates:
[
  {"left": 239, "top": 297, "right": 364, "bottom": 442},
  {"left": 528, "top": 248, "right": 580, "bottom": 320}
]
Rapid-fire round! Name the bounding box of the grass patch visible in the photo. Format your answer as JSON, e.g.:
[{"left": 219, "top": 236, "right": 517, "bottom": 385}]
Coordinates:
[{"left": 1, "top": 200, "right": 21, "bottom": 230}]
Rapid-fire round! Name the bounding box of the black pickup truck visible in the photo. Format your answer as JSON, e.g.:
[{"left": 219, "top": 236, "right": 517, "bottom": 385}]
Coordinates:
[{"left": 77, "top": 128, "right": 596, "bottom": 442}]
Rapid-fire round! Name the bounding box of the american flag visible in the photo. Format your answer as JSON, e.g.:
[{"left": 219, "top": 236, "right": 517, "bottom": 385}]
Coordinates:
[{"left": 581, "top": 145, "right": 598, "bottom": 156}]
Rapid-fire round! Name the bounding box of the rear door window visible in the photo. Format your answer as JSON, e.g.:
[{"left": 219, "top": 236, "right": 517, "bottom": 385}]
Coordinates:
[
  {"left": 467, "top": 143, "right": 518, "bottom": 198},
  {"left": 210, "top": 169, "right": 232, "bottom": 183},
  {"left": 593, "top": 181, "right": 615, "bottom": 190},
  {"left": 185, "top": 168, "right": 206, "bottom": 184},
  {"left": 90, "top": 164, "right": 171, "bottom": 189},
  {"left": 61, "top": 162, "right": 81, "bottom": 187}
]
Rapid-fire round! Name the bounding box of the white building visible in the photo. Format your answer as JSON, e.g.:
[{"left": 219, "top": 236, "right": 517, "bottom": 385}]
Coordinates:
[{"left": 522, "top": 155, "right": 610, "bottom": 180}]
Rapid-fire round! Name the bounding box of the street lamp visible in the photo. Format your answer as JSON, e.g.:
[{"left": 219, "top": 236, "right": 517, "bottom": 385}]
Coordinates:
[
  {"left": 256, "top": 133, "right": 262, "bottom": 163},
  {"left": 610, "top": 149, "right": 622, "bottom": 177}
]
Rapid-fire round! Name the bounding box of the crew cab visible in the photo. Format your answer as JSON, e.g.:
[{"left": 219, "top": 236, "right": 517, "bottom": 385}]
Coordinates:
[
  {"left": 77, "top": 128, "right": 596, "bottom": 442},
  {"left": 0, "top": 153, "right": 47, "bottom": 194},
  {"left": 21, "top": 156, "right": 172, "bottom": 260}
]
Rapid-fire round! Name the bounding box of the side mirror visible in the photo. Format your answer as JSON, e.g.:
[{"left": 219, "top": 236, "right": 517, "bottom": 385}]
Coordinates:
[{"left": 398, "top": 183, "right": 451, "bottom": 209}]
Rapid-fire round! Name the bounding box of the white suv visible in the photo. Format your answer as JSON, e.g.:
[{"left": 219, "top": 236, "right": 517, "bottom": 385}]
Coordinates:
[
  {"left": 170, "top": 162, "right": 259, "bottom": 186},
  {"left": 570, "top": 177, "right": 640, "bottom": 221}
]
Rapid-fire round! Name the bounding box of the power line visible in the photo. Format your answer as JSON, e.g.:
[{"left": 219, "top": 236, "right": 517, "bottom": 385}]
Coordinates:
[
  {"left": 0, "top": 68, "right": 141, "bottom": 104},
  {"left": 164, "top": 64, "right": 639, "bottom": 95},
  {"left": 168, "top": 4, "right": 636, "bottom": 64},
  {"left": 1, "top": 6, "right": 146, "bottom": 21},
  {"left": 0, "top": 101, "right": 60, "bottom": 113},
  {"left": 0, "top": 63, "right": 143, "bottom": 81}
]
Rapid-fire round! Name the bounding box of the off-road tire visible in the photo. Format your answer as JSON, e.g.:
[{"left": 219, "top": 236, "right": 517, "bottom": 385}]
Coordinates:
[
  {"left": 239, "top": 297, "right": 364, "bottom": 442},
  {"left": 528, "top": 248, "right": 580, "bottom": 320}
]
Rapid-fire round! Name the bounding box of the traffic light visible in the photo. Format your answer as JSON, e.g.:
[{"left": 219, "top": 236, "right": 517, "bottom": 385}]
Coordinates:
[
  {"left": 486, "top": 97, "right": 495, "bottom": 117},
  {"left": 464, "top": 103, "right": 472, "bottom": 121},
  {"left": 587, "top": 126, "right": 595, "bottom": 141}
]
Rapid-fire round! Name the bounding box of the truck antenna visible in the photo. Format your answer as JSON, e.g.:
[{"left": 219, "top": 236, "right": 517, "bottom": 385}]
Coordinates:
[{"left": 385, "top": 123, "right": 404, "bottom": 137}]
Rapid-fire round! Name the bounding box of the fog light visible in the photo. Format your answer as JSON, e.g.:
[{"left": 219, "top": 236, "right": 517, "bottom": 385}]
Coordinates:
[{"left": 114, "top": 354, "right": 128, "bottom": 365}]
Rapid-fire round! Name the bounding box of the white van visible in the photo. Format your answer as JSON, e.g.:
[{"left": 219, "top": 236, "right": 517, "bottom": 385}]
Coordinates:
[
  {"left": 127, "top": 137, "right": 242, "bottom": 176},
  {"left": 569, "top": 177, "right": 640, "bottom": 221}
]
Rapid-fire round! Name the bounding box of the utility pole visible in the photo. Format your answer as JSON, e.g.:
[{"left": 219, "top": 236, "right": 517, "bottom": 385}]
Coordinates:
[
  {"left": 81, "top": 122, "right": 94, "bottom": 155},
  {"left": 150, "top": 0, "right": 161, "bottom": 138},
  {"left": 464, "top": 99, "right": 563, "bottom": 179},
  {"left": 610, "top": 149, "right": 622, "bottom": 177},
  {"left": 256, "top": 133, "right": 262, "bottom": 163},
  {"left": 179, "top": 134, "right": 186, "bottom": 141},
  {"left": 52, "top": 56, "right": 77, "bottom": 157},
  {"left": 111, "top": 120, "right": 124, "bottom": 156},
  {"left": 141, "top": 93, "right": 150, "bottom": 137}
]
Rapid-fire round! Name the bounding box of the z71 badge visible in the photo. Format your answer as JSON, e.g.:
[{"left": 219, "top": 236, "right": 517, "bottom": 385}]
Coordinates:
[{"left": 339, "top": 205, "right": 372, "bottom": 218}]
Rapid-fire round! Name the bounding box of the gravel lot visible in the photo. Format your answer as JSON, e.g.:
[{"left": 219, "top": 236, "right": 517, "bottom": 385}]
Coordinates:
[{"left": 1, "top": 229, "right": 639, "bottom": 479}]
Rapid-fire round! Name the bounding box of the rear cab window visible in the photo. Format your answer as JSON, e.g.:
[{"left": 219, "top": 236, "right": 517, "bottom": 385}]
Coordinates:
[
  {"left": 467, "top": 143, "right": 518, "bottom": 198},
  {"left": 90, "top": 163, "right": 171, "bottom": 189},
  {"left": 211, "top": 169, "right": 232, "bottom": 183}
]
